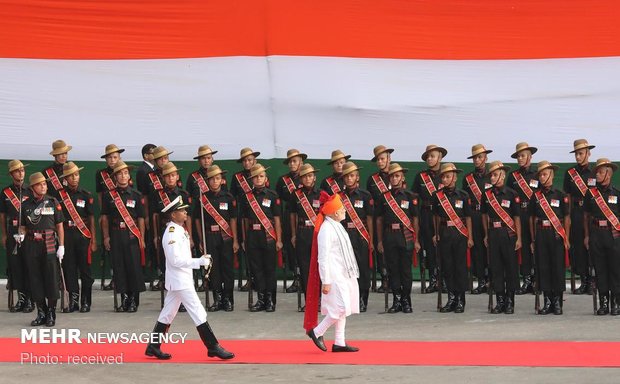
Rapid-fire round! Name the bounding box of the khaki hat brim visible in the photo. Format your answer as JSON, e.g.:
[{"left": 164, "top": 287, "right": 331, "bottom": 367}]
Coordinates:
[
  {"left": 207, "top": 169, "right": 228, "bottom": 179},
  {"left": 100, "top": 148, "right": 125, "bottom": 159},
  {"left": 237, "top": 151, "right": 260, "bottom": 163},
  {"left": 421, "top": 148, "right": 447, "bottom": 161},
  {"left": 536, "top": 165, "right": 560, "bottom": 175},
  {"left": 467, "top": 149, "right": 493, "bottom": 159},
  {"left": 594, "top": 163, "right": 619, "bottom": 172},
  {"left": 371, "top": 148, "right": 394, "bottom": 162},
  {"left": 569, "top": 145, "right": 595, "bottom": 153},
  {"left": 511, "top": 147, "right": 538, "bottom": 159},
  {"left": 439, "top": 168, "right": 463, "bottom": 176},
  {"left": 153, "top": 150, "right": 173, "bottom": 160},
  {"left": 113, "top": 164, "right": 135, "bottom": 174},
  {"left": 193, "top": 150, "right": 218, "bottom": 160},
  {"left": 8, "top": 163, "right": 30, "bottom": 173},
  {"left": 327, "top": 154, "right": 351, "bottom": 165},
  {"left": 250, "top": 166, "right": 270, "bottom": 178},
  {"left": 283, "top": 153, "right": 308, "bottom": 164},
  {"left": 50, "top": 145, "right": 73, "bottom": 156},
  {"left": 60, "top": 166, "right": 85, "bottom": 178},
  {"left": 341, "top": 166, "right": 362, "bottom": 177}
]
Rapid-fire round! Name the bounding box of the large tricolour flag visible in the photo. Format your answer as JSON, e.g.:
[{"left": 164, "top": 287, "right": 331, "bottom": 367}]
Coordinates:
[{"left": 1, "top": 0, "right": 619, "bottom": 162}]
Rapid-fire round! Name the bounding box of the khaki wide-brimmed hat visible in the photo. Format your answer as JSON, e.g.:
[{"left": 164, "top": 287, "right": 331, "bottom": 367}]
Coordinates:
[
  {"left": 161, "top": 161, "right": 182, "bottom": 176},
  {"left": 194, "top": 145, "right": 218, "bottom": 159},
  {"left": 535, "top": 160, "right": 560, "bottom": 175},
  {"left": 237, "top": 147, "right": 260, "bottom": 163},
  {"left": 511, "top": 142, "right": 538, "bottom": 159},
  {"left": 439, "top": 162, "right": 463, "bottom": 176},
  {"left": 488, "top": 160, "right": 511, "bottom": 174},
  {"left": 161, "top": 196, "right": 189, "bottom": 213},
  {"left": 593, "top": 158, "right": 618, "bottom": 172},
  {"left": 570, "top": 139, "right": 596, "bottom": 153},
  {"left": 50, "top": 140, "right": 72, "bottom": 156},
  {"left": 7, "top": 160, "right": 29, "bottom": 174},
  {"left": 249, "top": 163, "right": 269, "bottom": 178},
  {"left": 152, "top": 146, "right": 173, "bottom": 160},
  {"left": 100, "top": 144, "right": 125, "bottom": 158},
  {"left": 112, "top": 160, "right": 133, "bottom": 175},
  {"left": 341, "top": 161, "right": 362, "bottom": 177},
  {"left": 29, "top": 172, "right": 47, "bottom": 186},
  {"left": 299, "top": 163, "right": 319, "bottom": 177},
  {"left": 371, "top": 145, "right": 394, "bottom": 162},
  {"left": 421, "top": 144, "right": 448, "bottom": 161},
  {"left": 327, "top": 149, "right": 351, "bottom": 165},
  {"left": 60, "top": 162, "right": 84, "bottom": 178},
  {"left": 388, "top": 162, "right": 408, "bottom": 175},
  {"left": 206, "top": 165, "right": 227, "bottom": 179},
  {"left": 467, "top": 144, "right": 493, "bottom": 159},
  {"left": 283, "top": 149, "right": 308, "bottom": 164}
]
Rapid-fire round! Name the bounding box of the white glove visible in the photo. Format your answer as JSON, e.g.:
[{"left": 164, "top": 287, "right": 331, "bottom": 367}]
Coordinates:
[
  {"left": 201, "top": 254, "right": 212, "bottom": 268},
  {"left": 57, "top": 245, "right": 65, "bottom": 262},
  {"left": 13, "top": 233, "right": 25, "bottom": 244}
]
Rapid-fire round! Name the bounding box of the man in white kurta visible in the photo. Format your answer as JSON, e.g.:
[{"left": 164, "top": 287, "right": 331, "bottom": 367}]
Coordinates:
[
  {"left": 145, "top": 196, "right": 234, "bottom": 360},
  {"left": 306, "top": 193, "right": 360, "bottom": 352}
]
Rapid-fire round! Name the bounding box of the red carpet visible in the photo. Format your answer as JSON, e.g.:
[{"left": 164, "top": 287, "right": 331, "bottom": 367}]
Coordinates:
[{"left": 2, "top": 338, "right": 619, "bottom": 367}]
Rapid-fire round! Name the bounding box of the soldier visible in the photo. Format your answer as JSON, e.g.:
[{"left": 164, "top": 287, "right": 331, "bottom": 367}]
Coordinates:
[
  {"left": 321, "top": 150, "right": 350, "bottom": 195},
  {"left": 290, "top": 163, "right": 321, "bottom": 309},
  {"left": 507, "top": 142, "right": 538, "bottom": 295},
  {"left": 482, "top": 161, "right": 522, "bottom": 314},
  {"left": 1, "top": 160, "right": 34, "bottom": 313},
  {"left": 145, "top": 196, "right": 234, "bottom": 361},
  {"left": 136, "top": 144, "right": 157, "bottom": 289},
  {"left": 42, "top": 139, "right": 72, "bottom": 200},
  {"left": 463, "top": 144, "right": 493, "bottom": 294},
  {"left": 412, "top": 144, "right": 447, "bottom": 293},
  {"left": 377, "top": 163, "right": 420, "bottom": 313},
  {"left": 340, "top": 162, "right": 374, "bottom": 312},
  {"left": 136, "top": 143, "right": 157, "bottom": 197},
  {"left": 433, "top": 163, "right": 474, "bottom": 313},
  {"left": 230, "top": 147, "right": 264, "bottom": 292},
  {"left": 366, "top": 145, "right": 394, "bottom": 293},
  {"left": 100, "top": 161, "right": 146, "bottom": 312},
  {"left": 584, "top": 158, "right": 620, "bottom": 315},
  {"left": 529, "top": 161, "right": 570, "bottom": 315},
  {"left": 194, "top": 165, "right": 239, "bottom": 312},
  {"left": 241, "top": 163, "right": 283, "bottom": 312},
  {"left": 276, "top": 149, "right": 307, "bottom": 294},
  {"left": 564, "top": 139, "right": 596, "bottom": 294},
  {"left": 19, "top": 172, "right": 65, "bottom": 326},
  {"left": 187, "top": 145, "right": 227, "bottom": 199},
  {"left": 58, "top": 162, "right": 96, "bottom": 313}
]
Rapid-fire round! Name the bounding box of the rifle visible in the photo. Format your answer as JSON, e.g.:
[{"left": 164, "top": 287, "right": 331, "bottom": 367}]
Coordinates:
[
  {"left": 468, "top": 253, "right": 474, "bottom": 294},
  {"left": 7, "top": 263, "right": 15, "bottom": 312},
  {"left": 371, "top": 249, "right": 377, "bottom": 292},
  {"left": 296, "top": 265, "right": 303, "bottom": 312},
  {"left": 100, "top": 248, "right": 108, "bottom": 290},
  {"left": 436, "top": 243, "right": 442, "bottom": 311},
  {"left": 569, "top": 248, "right": 576, "bottom": 293},
  {"left": 282, "top": 253, "right": 287, "bottom": 293},
  {"left": 113, "top": 277, "right": 120, "bottom": 312},
  {"left": 8, "top": 187, "right": 24, "bottom": 311},
  {"left": 58, "top": 260, "right": 69, "bottom": 313},
  {"left": 419, "top": 249, "right": 426, "bottom": 293},
  {"left": 533, "top": 249, "right": 540, "bottom": 314},
  {"left": 590, "top": 254, "right": 597, "bottom": 315}
]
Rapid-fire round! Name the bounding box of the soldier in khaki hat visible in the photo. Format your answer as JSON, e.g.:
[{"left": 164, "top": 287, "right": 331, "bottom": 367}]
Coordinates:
[
  {"left": 20, "top": 172, "right": 65, "bottom": 326},
  {"left": 43, "top": 139, "right": 72, "bottom": 200},
  {"left": 463, "top": 144, "right": 493, "bottom": 294},
  {"left": 432, "top": 163, "right": 473, "bottom": 313},
  {"left": 57, "top": 162, "right": 96, "bottom": 313},
  {"left": 367, "top": 145, "right": 394, "bottom": 293},
  {"left": 290, "top": 163, "right": 321, "bottom": 310},
  {"left": 187, "top": 145, "right": 226, "bottom": 200},
  {"left": 100, "top": 161, "right": 146, "bottom": 313},
  {"left": 506, "top": 142, "right": 538, "bottom": 295},
  {"left": 564, "top": 139, "right": 596, "bottom": 294},
  {"left": 412, "top": 144, "right": 447, "bottom": 293},
  {"left": 320, "top": 149, "right": 351, "bottom": 195},
  {"left": 376, "top": 163, "right": 420, "bottom": 314},
  {"left": 276, "top": 149, "right": 307, "bottom": 293},
  {"left": 481, "top": 161, "right": 522, "bottom": 314},
  {"left": 529, "top": 161, "right": 570, "bottom": 315},
  {"left": 96, "top": 144, "right": 127, "bottom": 205},
  {"left": 584, "top": 158, "right": 620, "bottom": 315},
  {"left": 192, "top": 165, "right": 239, "bottom": 312},
  {"left": 1, "top": 160, "right": 34, "bottom": 313},
  {"left": 240, "top": 163, "right": 282, "bottom": 312}
]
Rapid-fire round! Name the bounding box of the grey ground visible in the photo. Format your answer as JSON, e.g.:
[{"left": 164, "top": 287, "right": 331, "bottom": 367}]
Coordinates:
[{"left": 1, "top": 281, "right": 618, "bottom": 383}]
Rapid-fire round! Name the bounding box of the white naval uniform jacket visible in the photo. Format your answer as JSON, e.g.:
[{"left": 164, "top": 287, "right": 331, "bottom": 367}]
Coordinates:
[{"left": 162, "top": 221, "right": 203, "bottom": 291}]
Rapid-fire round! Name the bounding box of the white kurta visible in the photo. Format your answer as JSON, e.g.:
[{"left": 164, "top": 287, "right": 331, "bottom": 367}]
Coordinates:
[{"left": 317, "top": 217, "right": 360, "bottom": 318}]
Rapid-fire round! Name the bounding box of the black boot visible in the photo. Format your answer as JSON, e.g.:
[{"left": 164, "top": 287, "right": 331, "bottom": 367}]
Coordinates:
[
  {"left": 306, "top": 328, "right": 327, "bottom": 351},
  {"left": 145, "top": 322, "right": 172, "bottom": 360},
  {"left": 250, "top": 292, "right": 266, "bottom": 312},
  {"left": 265, "top": 291, "right": 276, "bottom": 312},
  {"left": 586, "top": 275, "right": 594, "bottom": 295},
  {"left": 538, "top": 292, "right": 553, "bottom": 315},
  {"left": 387, "top": 294, "right": 402, "bottom": 313},
  {"left": 239, "top": 280, "right": 250, "bottom": 292},
  {"left": 454, "top": 292, "right": 465, "bottom": 313},
  {"left": 472, "top": 278, "right": 487, "bottom": 295},
  {"left": 553, "top": 292, "right": 563, "bottom": 315},
  {"left": 46, "top": 301, "right": 57, "bottom": 326},
  {"left": 31, "top": 302, "right": 48, "bottom": 326},
  {"left": 516, "top": 275, "right": 533, "bottom": 295},
  {"left": 359, "top": 290, "right": 367, "bottom": 313},
  {"left": 440, "top": 291, "right": 457, "bottom": 313},
  {"left": 127, "top": 293, "right": 138, "bottom": 313},
  {"left": 121, "top": 293, "right": 130, "bottom": 312},
  {"left": 80, "top": 286, "right": 92, "bottom": 313},
  {"left": 611, "top": 293, "right": 620, "bottom": 316},
  {"left": 425, "top": 271, "right": 438, "bottom": 293},
  {"left": 197, "top": 322, "right": 234, "bottom": 360},
  {"left": 491, "top": 294, "right": 505, "bottom": 314},
  {"left": 504, "top": 292, "right": 515, "bottom": 314},
  {"left": 23, "top": 296, "right": 35, "bottom": 313},
  {"left": 597, "top": 292, "right": 610, "bottom": 315},
  {"left": 222, "top": 295, "right": 234, "bottom": 312},
  {"left": 286, "top": 275, "right": 299, "bottom": 293},
  {"left": 573, "top": 276, "right": 588, "bottom": 295},
  {"left": 401, "top": 295, "right": 413, "bottom": 313},
  {"left": 208, "top": 291, "right": 223, "bottom": 312},
  {"left": 68, "top": 292, "right": 80, "bottom": 313},
  {"left": 441, "top": 278, "right": 448, "bottom": 294},
  {"left": 13, "top": 291, "right": 27, "bottom": 312}
]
